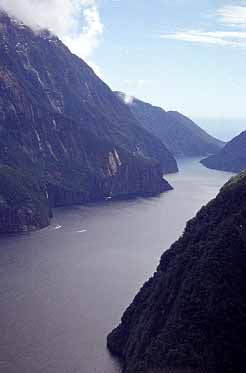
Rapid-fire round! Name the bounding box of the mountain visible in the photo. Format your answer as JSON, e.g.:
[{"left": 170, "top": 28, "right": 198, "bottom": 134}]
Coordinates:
[
  {"left": 0, "top": 12, "right": 177, "bottom": 233},
  {"left": 116, "top": 92, "right": 224, "bottom": 157},
  {"left": 107, "top": 171, "right": 246, "bottom": 373},
  {"left": 201, "top": 131, "right": 246, "bottom": 173}
]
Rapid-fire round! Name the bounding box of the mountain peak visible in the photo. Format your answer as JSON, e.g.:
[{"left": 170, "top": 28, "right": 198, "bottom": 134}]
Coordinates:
[{"left": 0, "top": 13, "right": 177, "bottom": 232}]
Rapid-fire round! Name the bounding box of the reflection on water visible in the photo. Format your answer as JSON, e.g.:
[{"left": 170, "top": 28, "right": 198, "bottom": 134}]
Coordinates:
[{"left": 0, "top": 158, "right": 234, "bottom": 373}]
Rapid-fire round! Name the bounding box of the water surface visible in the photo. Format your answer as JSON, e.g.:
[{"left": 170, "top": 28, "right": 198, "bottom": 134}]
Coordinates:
[{"left": 0, "top": 158, "right": 234, "bottom": 373}]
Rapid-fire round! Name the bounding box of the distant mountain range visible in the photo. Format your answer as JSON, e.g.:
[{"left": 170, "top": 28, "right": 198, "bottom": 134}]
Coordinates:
[
  {"left": 0, "top": 12, "right": 177, "bottom": 233},
  {"left": 116, "top": 92, "right": 224, "bottom": 157},
  {"left": 196, "top": 118, "right": 246, "bottom": 142},
  {"left": 201, "top": 131, "right": 246, "bottom": 173},
  {"left": 107, "top": 171, "right": 246, "bottom": 373}
]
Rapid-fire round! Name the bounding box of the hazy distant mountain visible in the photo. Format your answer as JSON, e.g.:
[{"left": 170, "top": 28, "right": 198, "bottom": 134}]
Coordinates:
[
  {"left": 108, "top": 171, "right": 246, "bottom": 373},
  {"left": 201, "top": 131, "right": 246, "bottom": 173},
  {"left": 196, "top": 118, "right": 246, "bottom": 142},
  {"left": 116, "top": 92, "right": 224, "bottom": 157},
  {"left": 0, "top": 12, "right": 177, "bottom": 233}
]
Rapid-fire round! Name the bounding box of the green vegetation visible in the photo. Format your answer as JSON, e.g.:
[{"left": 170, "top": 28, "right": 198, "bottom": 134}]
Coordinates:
[
  {"left": 222, "top": 170, "right": 246, "bottom": 191},
  {"left": 0, "top": 165, "right": 50, "bottom": 232},
  {"left": 0, "top": 12, "right": 174, "bottom": 232},
  {"left": 107, "top": 172, "right": 246, "bottom": 373}
]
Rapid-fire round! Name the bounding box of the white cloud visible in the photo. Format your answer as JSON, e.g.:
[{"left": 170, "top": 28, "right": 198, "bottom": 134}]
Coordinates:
[
  {"left": 218, "top": 5, "right": 246, "bottom": 27},
  {"left": 63, "top": 5, "right": 103, "bottom": 59},
  {"left": 160, "top": 4, "right": 246, "bottom": 48},
  {"left": 0, "top": 0, "right": 103, "bottom": 73},
  {"left": 122, "top": 93, "right": 134, "bottom": 105},
  {"left": 161, "top": 31, "right": 229, "bottom": 46},
  {"left": 160, "top": 30, "right": 246, "bottom": 47}
]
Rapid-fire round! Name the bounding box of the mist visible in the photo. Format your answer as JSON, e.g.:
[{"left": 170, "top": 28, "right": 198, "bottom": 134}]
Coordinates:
[{"left": 0, "top": 0, "right": 103, "bottom": 70}]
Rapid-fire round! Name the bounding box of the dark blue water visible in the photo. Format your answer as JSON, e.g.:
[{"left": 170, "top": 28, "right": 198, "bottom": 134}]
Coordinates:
[{"left": 0, "top": 158, "right": 234, "bottom": 373}]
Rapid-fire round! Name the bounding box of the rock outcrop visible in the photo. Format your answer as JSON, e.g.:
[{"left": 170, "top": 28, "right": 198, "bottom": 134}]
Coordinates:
[
  {"left": 201, "top": 131, "right": 246, "bottom": 173},
  {"left": 116, "top": 92, "right": 224, "bottom": 157},
  {"left": 0, "top": 12, "right": 176, "bottom": 232},
  {"left": 107, "top": 172, "right": 246, "bottom": 373}
]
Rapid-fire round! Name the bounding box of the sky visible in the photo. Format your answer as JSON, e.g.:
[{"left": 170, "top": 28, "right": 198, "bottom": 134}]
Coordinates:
[{"left": 0, "top": 0, "right": 245, "bottom": 140}]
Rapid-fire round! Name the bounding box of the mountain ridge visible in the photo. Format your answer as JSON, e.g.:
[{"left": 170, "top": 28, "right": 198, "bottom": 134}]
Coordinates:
[
  {"left": 115, "top": 92, "right": 224, "bottom": 157},
  {"left": 201, "top": 131, "right": 246, "bottom": 173},
  {"left": 0, "top": 12, "right": 176, "bottom": 233}
]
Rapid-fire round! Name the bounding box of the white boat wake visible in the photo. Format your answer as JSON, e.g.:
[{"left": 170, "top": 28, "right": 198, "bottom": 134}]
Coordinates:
[{"left": 52, "top": 225, "right": 62, "bottom": 230}]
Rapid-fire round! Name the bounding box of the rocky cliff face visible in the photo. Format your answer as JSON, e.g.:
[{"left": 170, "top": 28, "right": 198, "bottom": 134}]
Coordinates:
[
  {"left": 201, "top": 131, "right": 246, "bottom": 173},
  {"left": 116, "top": 93, "right": 224, "bottom": 157},
  {"left": 0, "top": 13, "right": 177, "bottom": 174},
  {"left": 0, "top": 166, "right": 51, "bottom": 233},
  {"left": 107, "top": 172, "right": 246, "bottom": 373},
  {"left": 0, "top": 12, "right": 176, "bottom": 232}
]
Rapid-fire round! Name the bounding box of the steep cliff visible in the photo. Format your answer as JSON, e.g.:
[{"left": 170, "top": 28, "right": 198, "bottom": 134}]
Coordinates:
[
  {"left": 0, "top": 12, "right": 177, "bottom": 174},
  {"left": 0, "top": 165, "right": 51, "bottom": 233},
  {"left": 116, "top": 93, "right": 224, "bottom": 157},
  {"left": 201, "top": 131, "right": 246, "bottom": 173},
  {"left": 107, "top": 172, "right": 246, "bottom": 373},
  {"left": 0, "top": 12, "right": 176, "bottom": 232}
]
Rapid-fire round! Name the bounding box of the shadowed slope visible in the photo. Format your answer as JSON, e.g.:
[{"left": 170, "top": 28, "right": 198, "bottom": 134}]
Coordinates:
[
  {"left": 108, "top": 171, "right": 246, "bottom": 373},
  {"left": 201, "top": 131, "right": 246, "bottom": 173}
]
